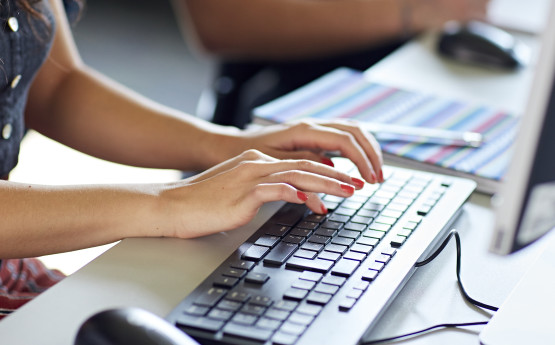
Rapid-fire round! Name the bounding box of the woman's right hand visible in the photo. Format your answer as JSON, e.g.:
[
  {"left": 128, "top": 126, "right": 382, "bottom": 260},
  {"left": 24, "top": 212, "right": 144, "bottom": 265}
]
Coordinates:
[{"left": 156, "top": 150, "right": 364, "bottom": 239}]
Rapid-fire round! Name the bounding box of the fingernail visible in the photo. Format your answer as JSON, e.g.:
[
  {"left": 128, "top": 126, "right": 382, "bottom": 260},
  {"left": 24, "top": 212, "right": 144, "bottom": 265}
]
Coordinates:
[
  {"left": 321, "top": 157, "right": 335, "bottom": 167},
  {"left": 351, "top": 177, "right": 365, "bottom": 189},
  {"left": 341, "top": 184, "right": 355, "bottom": 194},
  {"left": 320, "top": 203, "right": 328, "bottom": 214},
  {"left": 297, "top": 191, "right": 309, "bottom": 202},
  {"left": 379, "top": 170, "right": 384, "bottom": 183},
  {"left": 370, "top": 172, "right": 377, "bottom": 184}
]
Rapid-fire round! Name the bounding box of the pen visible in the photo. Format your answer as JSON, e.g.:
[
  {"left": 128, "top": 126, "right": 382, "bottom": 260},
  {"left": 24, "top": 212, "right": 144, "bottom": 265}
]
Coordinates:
[{"left": 362, "top": 122, "right": 483, "bottom": 148}]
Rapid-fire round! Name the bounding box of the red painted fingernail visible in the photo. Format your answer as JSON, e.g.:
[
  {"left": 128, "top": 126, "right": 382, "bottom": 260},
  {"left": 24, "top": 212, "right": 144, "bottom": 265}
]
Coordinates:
[
  {"left": 321, "top": 157, "right": 335, "bottom": 167},
  {"left": 379, "top": 170, "right": 384, "bottom": 182},
  {"left": 297, "top": 191, "right": 309, "bottom": 202},
  {"left": 320, "top": 203, "right": 328, "bottom": 214},
  {"left": 341, "top": 184, "right": 355, "bottom": 194},
  {"left": 351, "top": 177, "right": 365, "bottom": 189}
]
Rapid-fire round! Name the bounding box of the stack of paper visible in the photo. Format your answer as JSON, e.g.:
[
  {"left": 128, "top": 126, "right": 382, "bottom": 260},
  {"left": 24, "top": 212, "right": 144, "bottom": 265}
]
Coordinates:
[{"left": 253, "top": 68, "right": 519, "bottom": 194}]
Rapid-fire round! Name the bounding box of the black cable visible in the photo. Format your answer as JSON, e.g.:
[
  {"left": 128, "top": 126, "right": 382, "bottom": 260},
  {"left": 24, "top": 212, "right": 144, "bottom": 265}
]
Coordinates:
[
  {"left": 415, "top": 229, "right": 498, "bottom": 312},
  {"left": 361, "top": 321, "right": 489, "bottom": 345},
  {"left": 361, "top": 229, "right": 498, "bottom": 345}
]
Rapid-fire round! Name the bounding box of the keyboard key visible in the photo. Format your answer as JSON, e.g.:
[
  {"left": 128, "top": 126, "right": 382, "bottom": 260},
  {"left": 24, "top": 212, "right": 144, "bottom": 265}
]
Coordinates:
[
  {"left": 333, "top": 207, "right": 357, "bottom": 217},
  {"left": 264, "top": 242, "right": 298, "bottom": 266},
  {"left": 374, "top": 254, "right": 392, "bottom": 264},
  {"left": 289, "top": 228, "right": 313, "bottom": 237},
  {"left": 350, "top": 215, "right": 373, "bottom": 225},
  {"left": 262, "top": 224, "right": 291, "bottom": 237},
  {"left": 307, "top": 234, "right": 331, "bottom": 245},
  {"left": 331, "top": 236, "right": 354, "bottom": 247},
  {"left": 350, "top": 243, "right": 374, "bottom": 255},
  {"left": 304, "top": 213, "right": 326, "bottom": 223},
  {"left": 282, "top": 234, "right": 305, "bottom": 245},
  {"left": 194, "top": 288, "right": 227, "bottom": 307},
  {"left": 229, "top": 260, "right": 255, "bottom": 271},
  {"left": 324, "top": 243, "right": 348, "bottom": 255},
  {"left": 294, "top": 248, "right": 317, "bottom": 259},
  {"left": 381, "top": 247, "right": 397, "bottom": 257},
  {"left": 273, "top": 300, "right": 299, "bottom": 312},
  {"left": 272, "top": 203, "right": 306, "bottom": 226},
  {"left": 222, "top": 268, "right": 247, "bottom": 279},
  {"left": 313, "top": 282, "right": 339, "bottom": 295},
  {"left": 299, "top": 271, "right": 323, "bottom": 282},
  {"left": 216, "top": 300, "right": 242, "bottom": 312},
  {"left": 245, "top": 272, "right": 270, "bottom": 284},
  {"left": 368, "top": 261, "right": 385, "bottom": 272},
  {"left": 391, "top": 235, "right": 407, "bottom": 247},
  {"left": 256, "top": 317, "right": 282, "bottom": 331},
  {"left": 328, "top": 214, "right": 350, "bottom": 223},
  {"left": 361, "top": 270, "right": 379, "bottom": 282},
  {"left": 207, "top": 308, "right": 233, "bottom": 321},
  {"left": 320, "top": 220, "right": 343, "bottom": 230},
  {"left": 363, "top": 229, "right": 386, "bottom": 240},
  {"left": 222, "top": 322, "right": 274, "bottom": 343},
  {"left": 291, "top": 279, "right": 316, "bottom": 291},
  {"left": 346, "top": 288, "right": 363, "bottom": 300},
  {"left": 255, "top": 235, "right": 281, "bottom": 248},
  {"left": 343, "top": 251, "right": 366, "bottom": 262},
  {"left": 331, "top": 258, "right": 360, "bottom": 277},
  {"left": 265, "top": 308, "right": 290, "bottom": 321},
  {"left": 306, "top": 291, "right": 332, "bottom": 305},
  {"left": 342, "top": 223, "right": 366, "bottom": 233},
  {"left": 296, "top": 221, "right": 319, "bottom": 230},
  {"left": 283, "top": 287, "right": 308, "bottom": 301},
  {"left": 176, "top": 315, "right": 224, "bottom": 333},
  {"left": 241, "top": 304, "right": 267, "bottom": 316},
  {"left": 250, "top": 295, "right": 273, "bottom": 307},
  {"left": 300, "top": 242, "right": 324, "bottom": 252},
  {"left": 321, "top": 275, "right": 346, "bottom": 287},
  {"left": 353, "top": 280, "right": 370, "bottom": 291},
  {"left": 226, "top": 290, "right": 251, "bottom": 303},
  {"left": 288, "top": 311, "right": 315, "bottom": 326},
  {"left": 314, "top": 228, "right": 338, "bottom": 237},
  {"left": 357, "top": 236, "right": 379, "bottom": 247},
  {"left": 296, "top": 303, "right": 323, "bottom": 316},
  {"left": 369, "top": 223, "right": 391, "bottom": 232},
  {"left": 272, "top": 331, "right": 299, "bottom": 345},
  {"left": 213, "top": 276, "right": 239, "bottom": 289},
  {"left": 338, "top": 297, "right": 357, "bottom": 311},
  {"left": 184, "top": 305, "right": 209, "bottom": 316},
  {"left": 374, "top": 216, "right": 397, "bottom": 225},
  {"left": 231, "top": 312, "right": 258, "bottom": 325},
  {"left": 317, "top": 251, "right": 341, "bottom": 262},
  {"left": 242, "top": 245, "right": 270, "bottom": 261},
  {"left": 286, "top": 257, "right": 334, "bottom": 274}
]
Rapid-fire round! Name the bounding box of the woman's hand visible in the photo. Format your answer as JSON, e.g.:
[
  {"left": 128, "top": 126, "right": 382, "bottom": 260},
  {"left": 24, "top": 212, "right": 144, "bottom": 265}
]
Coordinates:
[
  {"left": 224, "top": 120, "right": 383, "bottom": 184},
  {"left": 157, "top": 149, "right": 365, "bottom": 239}
]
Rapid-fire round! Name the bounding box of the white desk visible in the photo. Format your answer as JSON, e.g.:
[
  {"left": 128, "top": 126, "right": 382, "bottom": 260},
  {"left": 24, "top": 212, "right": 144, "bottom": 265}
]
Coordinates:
[{"left": 0, "top": 33, "right": 545, "bottom": 345}]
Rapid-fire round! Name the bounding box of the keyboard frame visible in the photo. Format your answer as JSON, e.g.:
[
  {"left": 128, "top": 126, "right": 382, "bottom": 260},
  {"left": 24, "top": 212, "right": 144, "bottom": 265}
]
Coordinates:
[{"left": 166, "top": 163, "right": 476, "bottom": 345}]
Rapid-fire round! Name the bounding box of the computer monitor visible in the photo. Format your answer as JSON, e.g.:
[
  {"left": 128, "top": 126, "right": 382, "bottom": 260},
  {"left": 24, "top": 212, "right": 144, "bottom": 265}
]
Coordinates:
[{"left": 489, "top": 1, "right": 555, "bottom": 255}]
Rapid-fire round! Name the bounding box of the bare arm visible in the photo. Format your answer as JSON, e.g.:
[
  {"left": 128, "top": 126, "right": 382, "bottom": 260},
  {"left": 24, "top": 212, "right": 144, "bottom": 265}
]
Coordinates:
[
  {"left": 2, "top": 0, "right": 383, "bottom": 259},
  {"left": 174, "top": 0, "right": 489, "bottom": 60}
]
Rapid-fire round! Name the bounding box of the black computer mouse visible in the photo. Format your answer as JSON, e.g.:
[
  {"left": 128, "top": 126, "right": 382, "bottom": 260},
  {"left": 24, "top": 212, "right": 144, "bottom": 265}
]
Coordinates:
[
  {"left": 437, "top": 20, "right": 529, "bottom": 70},
  {"left": 74, "top": 307, "right": 199, "bottom": 345}
]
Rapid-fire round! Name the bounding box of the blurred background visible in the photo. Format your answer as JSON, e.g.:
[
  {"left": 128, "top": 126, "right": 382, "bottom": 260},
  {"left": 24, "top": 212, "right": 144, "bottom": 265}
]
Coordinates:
[{"left": 11, "top": 0, "right": 212, "bottom": 275}]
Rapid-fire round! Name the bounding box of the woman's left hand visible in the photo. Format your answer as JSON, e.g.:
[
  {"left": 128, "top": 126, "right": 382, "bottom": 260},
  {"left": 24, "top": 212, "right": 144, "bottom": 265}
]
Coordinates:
[{"left": 235, "top": 120, "right": 384, "bottom": 184}]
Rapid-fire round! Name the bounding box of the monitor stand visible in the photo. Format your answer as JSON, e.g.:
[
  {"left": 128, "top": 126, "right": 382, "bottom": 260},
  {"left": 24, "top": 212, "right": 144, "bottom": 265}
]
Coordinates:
[{"left": 479, "top": 232, "right": 555, "bottom": 344}]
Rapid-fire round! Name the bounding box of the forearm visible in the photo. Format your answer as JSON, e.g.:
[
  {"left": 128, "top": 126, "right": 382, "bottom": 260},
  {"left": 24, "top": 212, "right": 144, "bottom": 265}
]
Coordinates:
[
  {"left": 0, "top": 181, "right": 165, "bottom": 258},
  {"left": 178, "top": 0, "right": 404, "bottom": 60},
  {"left": 27, "top": 64, "right": 242, "bottom": 172}
]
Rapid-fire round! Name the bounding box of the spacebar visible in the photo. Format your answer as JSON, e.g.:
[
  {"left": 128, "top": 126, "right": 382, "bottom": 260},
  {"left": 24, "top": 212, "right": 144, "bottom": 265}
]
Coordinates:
[{"left": 286, "top": 257, "right": 334, "bottom": 273}]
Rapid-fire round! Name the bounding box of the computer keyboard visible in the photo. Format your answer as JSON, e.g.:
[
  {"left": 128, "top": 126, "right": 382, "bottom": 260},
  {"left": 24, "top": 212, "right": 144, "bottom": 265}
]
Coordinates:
[{"left": 166, "top": 160, "right": 476, "bottom": 345}]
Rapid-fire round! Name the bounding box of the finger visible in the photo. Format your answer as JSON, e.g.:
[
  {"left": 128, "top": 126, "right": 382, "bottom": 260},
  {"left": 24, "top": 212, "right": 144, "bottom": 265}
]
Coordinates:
[
  {"left": 266, "top": 169, "right": 358, "bottom": 198},
  {"left": 322, "top": 121, "right": 384, "bottom": 182},
  {"left": 288, "top": 122, "right": 380, "bottom": 183},
  {"left": 247, "top": 159, "right": 364, "bottom": 191},
  {"left": 249, "top": 184, "right": 329, "bottom": 215},
  {"left": 264, "top": 149, "right": 336, "bottom": 167}
]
